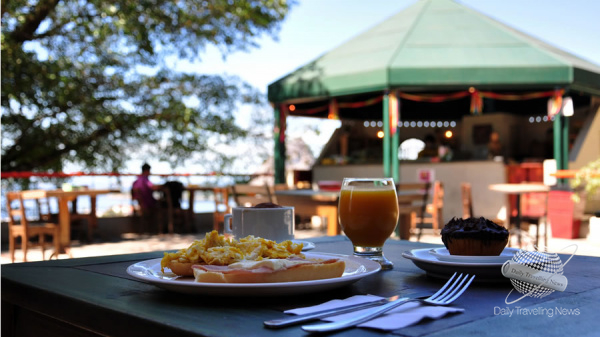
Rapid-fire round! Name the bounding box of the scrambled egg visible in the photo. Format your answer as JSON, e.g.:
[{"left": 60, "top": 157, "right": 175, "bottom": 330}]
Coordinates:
[{"left": 160, "top": 230, "right": 304, "bottom": 273}]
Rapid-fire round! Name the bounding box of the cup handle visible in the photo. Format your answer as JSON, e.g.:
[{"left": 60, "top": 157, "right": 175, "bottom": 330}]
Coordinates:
[{"left": 224, "top": 214, "right": 233, "bottom": 235}]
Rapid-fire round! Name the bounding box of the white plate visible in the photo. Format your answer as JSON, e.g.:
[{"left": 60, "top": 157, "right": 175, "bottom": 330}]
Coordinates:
[
  {"left": 402, "top": 248, "right": 512, "bottom": 282},
  {"left": 428, "top": 247, "right": 518, "bottom": 263},
  {"left": 292, "top": 240, "right": 315, "bottom": 251},
  {"left": 126, "top": 252, "right": 381, "bottom": 296}
]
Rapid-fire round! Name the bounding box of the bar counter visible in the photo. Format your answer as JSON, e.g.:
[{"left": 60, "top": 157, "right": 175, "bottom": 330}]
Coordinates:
[{"left": 2, "top": 236, "right": 599, "bottom": 337}]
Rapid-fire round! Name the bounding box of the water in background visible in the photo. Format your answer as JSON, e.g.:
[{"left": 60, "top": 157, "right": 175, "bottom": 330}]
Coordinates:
[{"left": 1, "top": 175, "right": 233, "bottom": 220}]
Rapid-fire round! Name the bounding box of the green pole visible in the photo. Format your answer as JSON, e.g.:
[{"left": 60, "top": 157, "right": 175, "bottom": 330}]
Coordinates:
[
  {"left": 553, "top": 114, "right": 565, "bottom": 186},
  {"left": 274, "top": 105, "right": 285, "bottom": 184},
  {"left": 391, "top": 100, "right": 400, "bottom": 182},
  {"left": 383, "top": 93, "right": 391, "bottom": 178},
  {"left": 553, "top": 115, "right": 562, "bottom": 167},
  {"left": 562, "top": 114, "right": 570, "bottom": 185}
]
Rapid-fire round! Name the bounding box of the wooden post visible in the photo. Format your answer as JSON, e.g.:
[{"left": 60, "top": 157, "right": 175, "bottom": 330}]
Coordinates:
[{"left": 274, "top": 104, "right": 286, "bottom": 184}]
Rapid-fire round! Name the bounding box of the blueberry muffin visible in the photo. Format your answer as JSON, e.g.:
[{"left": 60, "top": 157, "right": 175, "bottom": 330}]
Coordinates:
[{"left": 441, "top": 217, "right": 509, "bottom": 256}]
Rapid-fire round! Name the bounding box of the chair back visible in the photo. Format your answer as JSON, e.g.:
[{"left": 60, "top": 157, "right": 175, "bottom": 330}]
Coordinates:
[
  {"left": 431, "top": 180, "right": 445, "bottom": 214},
  {"left": 6, "top": 190, "right": 52, "bottom": 229},
  {"left": 231, "top": 183, "right": 275, "bottom": 207},
  {"left": 461, "top": 182, "right": 473, "bottom": 218},
  {"left": 6, "top": 191, "right": 30, "bottom": 233},
  {"left": 212, "top": 187, "right": 230, "bottom": 231},
  {"left": 162, "top": 181, "right": 184, "bottom": 209},
  {"left": 158, "top": 184, "right": 187, "bottom": 234},
  {"left": 35, "top": 197, "right": 55, "bottom": 222}
]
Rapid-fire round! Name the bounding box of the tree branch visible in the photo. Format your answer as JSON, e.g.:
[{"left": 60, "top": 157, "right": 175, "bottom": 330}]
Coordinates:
[{"left": 9, "top": 0, "right": 61, "bottom": 44}]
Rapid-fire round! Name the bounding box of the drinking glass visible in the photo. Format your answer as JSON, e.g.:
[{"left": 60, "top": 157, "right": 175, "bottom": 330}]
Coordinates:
[{"left": 338, "top": 178, "right": 399, "bottom": 270}]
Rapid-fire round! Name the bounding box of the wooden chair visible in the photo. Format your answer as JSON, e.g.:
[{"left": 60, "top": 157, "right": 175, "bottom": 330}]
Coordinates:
[
  {"left": 461, "top": 182, "right": 474, "bottom": 218},
  {"left": 34, "top": 197, "right": 58, "bottom": 223},
  {"left": 5, "top": 190, "right": 61, "bottom": 263},
  {"left": 395, "top": 182, "right": 431, "bottom": 240},
  {"left": 212, "top": 187, "right": 230, "bottom": 231},
  {"left": 230, "top": 183, "right": 275, "bottom": 207},
  {"left": 68, "top": 198, "right": 96, "bottom": 242},
  {"left": 159, "top": 181, "right": 188, "bottom": 234},
  {"left": 411, "top": 181, "right": 444, "bottom": 239}
]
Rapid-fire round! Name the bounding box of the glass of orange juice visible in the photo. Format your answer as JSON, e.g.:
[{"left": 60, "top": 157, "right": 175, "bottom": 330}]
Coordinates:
[{"left": 339, "top": 177, "right": 399, "bottom": 270}]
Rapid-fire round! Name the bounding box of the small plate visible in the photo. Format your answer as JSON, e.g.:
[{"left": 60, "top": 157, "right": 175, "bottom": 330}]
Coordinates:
[
  {"left": 292, "top": 240, "right": 315, "bottom": 251},
  {"left": 428, "top": 247, "right": 518, "bottom": 263},
  {"left": 127, "top": 252, "right": 381, "bottom": 296},
  {"left": 402, "top": 248, "right": 513, "bottom": 282}
]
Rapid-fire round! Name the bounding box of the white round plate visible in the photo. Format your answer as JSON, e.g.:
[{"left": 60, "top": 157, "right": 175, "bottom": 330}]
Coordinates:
[
  {"left": 428, "top": 247, "right": 518, "bottom": 263},
  {"left": 126, "top": 252, "right": 381, "bottom": 296},
  {"left": 292, "top": 240, "right": 315, "bottom": 251},
  {"left": 402, "top": 248, "right": 512, "bottom": 282}
]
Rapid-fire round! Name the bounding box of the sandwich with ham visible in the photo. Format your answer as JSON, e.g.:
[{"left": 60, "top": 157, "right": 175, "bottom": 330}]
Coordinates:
[{"left": 192, "top": 257, "right": 345, "bottom": 283}]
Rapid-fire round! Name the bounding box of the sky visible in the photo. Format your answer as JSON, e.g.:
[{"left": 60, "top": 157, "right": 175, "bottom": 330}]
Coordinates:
[{"left": 166, "top": 0, "right": 600, "bottom": 167}]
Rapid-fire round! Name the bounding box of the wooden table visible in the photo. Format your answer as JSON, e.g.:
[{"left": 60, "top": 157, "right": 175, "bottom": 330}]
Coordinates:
[
  {"left": 41, "top": 189, "right": 119, "bottom": 251},
  {"left": 184, "top": 185, "right": 217, "bottom": 229},
  {"left": 275, "top": 189, "right": 340, "bottom": 236},
  {"left": 2, "top": 237, "right": 598, "bottom": 337},
  {"left": 489, "top": 183, "right": 550, "bottom": 246}
]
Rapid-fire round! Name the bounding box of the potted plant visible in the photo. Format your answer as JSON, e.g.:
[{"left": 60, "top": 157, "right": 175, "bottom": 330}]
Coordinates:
[
  {"left": 570, "top": 158, "right": 600, "bottom": 240},
  {"left": 570, "top": 158, "right": 600, "bottom": 203}
]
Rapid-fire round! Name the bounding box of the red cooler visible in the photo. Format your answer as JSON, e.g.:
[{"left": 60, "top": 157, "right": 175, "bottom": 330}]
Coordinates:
[{"left": 547, "top": 190, "right": 581, "bottom": 239}]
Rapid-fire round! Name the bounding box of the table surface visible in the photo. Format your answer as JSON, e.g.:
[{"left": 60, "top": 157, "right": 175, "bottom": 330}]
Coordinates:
[
  {"left": 488, "top": 183, "right": 550, "bottom": 194},
  {"left": 2, "top": 237, "right": 599, "bottom": 337},
  {"left": 275, "top": 189, "right": 339, "bottom": 199},
  {"left": 185, "top": 185, "right": 217, "bottom": 192},
  {"left": 42, "top": 188, "right": 120, "bottom": 198}
]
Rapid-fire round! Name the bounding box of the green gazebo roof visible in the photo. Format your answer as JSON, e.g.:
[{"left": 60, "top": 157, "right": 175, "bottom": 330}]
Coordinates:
[{"left": 268, "top": 0, "right": 600, "bottom": 103}]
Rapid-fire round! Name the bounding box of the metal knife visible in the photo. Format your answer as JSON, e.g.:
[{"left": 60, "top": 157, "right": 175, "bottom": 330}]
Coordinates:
[{"left": 264, "top": 296, "right": 398, "bottom": 328}]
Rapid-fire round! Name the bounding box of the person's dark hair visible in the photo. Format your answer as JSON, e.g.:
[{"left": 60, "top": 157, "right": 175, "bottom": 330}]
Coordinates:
[{"left": 141, "top": 163, "right": 151, "bottom": 172}]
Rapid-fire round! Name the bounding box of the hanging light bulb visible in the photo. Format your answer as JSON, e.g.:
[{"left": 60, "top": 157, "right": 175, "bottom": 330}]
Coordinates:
[{"left": 562, "top": 97, "right": 574, "bottom": 117}]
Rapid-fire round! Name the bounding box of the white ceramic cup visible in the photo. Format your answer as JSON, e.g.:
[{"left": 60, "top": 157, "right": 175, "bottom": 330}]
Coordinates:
[{"left": 224, "top": 206, "right": 295, "bottom": 241}]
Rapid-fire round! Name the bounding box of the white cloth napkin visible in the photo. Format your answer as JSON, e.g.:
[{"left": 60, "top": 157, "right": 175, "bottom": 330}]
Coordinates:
[{"left": 285, "top": 295, "right": 464, "bottom": 331}]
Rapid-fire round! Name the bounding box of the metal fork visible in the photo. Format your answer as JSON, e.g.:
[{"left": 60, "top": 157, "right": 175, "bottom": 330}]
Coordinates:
[{"left": 302, "top": 273, "right": 475, "bottom": 333}]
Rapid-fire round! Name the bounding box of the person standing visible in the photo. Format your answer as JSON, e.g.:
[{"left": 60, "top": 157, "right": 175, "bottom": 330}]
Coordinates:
[
  {"left": 418, "top": 134, "right": 439, "bottom": 159},
  {"left": 487, "top": 131, "right": 503, "bottom": 159}
]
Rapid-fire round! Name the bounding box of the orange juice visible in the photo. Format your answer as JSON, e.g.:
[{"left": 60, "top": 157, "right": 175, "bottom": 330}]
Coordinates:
[{"left": 339, "top": 188, "right": 399, "bottom": 247}]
